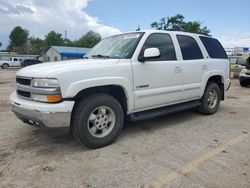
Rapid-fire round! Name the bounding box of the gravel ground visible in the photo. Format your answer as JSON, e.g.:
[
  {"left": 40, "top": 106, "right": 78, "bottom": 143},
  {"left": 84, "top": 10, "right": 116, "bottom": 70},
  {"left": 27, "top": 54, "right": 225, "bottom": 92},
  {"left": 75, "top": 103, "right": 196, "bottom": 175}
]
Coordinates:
[{"left": 0, "top": 69, "right": 249, "bottom": 188}]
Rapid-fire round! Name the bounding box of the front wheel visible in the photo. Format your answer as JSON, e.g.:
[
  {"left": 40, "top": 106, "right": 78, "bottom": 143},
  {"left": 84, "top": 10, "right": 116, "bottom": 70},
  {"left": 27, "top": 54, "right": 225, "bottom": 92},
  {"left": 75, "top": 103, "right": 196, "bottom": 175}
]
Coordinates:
[
  {"left": 72, "top": 94, "right": 124, "bottom": 149},
  {"left": 198, "top": 82, "right": 221, "bottom": 115}
]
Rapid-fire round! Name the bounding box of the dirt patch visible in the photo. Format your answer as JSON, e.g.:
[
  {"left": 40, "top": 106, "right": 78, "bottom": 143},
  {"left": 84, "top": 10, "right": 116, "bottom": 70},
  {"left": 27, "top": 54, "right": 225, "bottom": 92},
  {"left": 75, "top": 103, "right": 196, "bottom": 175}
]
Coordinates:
[
  {"left": 42, "top": 166, "right": 55, "bottom": 172},
  {"left": 0, "top": 81, "right": 11, "bottom": 85},
  {"left": 227, "top": 96, "right": 239, "bottom": 99},
  {"left": 0, "top": 152, "right": 11, "bottom": 161}
]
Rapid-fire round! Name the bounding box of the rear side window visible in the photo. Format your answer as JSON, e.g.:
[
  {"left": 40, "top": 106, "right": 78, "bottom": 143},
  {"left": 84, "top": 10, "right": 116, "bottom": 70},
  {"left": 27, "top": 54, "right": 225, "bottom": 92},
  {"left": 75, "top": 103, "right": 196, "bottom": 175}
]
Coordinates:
[
  {"left": 141, "top": 33, "right": 176, "bottom": 61},
  {"left": 177, "top": 35, "right": 203, "bottom": 60},
  {"left": 199, "top": 36, "right": 228, "bottom": 59}
]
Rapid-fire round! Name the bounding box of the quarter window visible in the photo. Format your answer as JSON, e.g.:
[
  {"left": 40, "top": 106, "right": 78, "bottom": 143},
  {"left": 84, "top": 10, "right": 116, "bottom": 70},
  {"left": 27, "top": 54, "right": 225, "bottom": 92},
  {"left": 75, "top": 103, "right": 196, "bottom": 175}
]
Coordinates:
[
  {"left": 199, "top": 36, "right": 228, "bottom": 59},
  {"left": 177, "top": 35, "right": 203, "bottom": 60},
  {"left": 141, "top": 33, "right": 176, "bottom": 61}
]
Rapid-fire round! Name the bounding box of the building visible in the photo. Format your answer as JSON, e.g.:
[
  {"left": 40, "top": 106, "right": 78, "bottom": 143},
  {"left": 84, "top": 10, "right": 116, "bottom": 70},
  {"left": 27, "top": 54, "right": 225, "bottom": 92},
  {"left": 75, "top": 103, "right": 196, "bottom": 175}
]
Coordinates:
[
  {"left": 45, "top": 46, "right": 90, "bottom": 62},
  {"left": 225, "top": 47, "right": 250, "bottom": 56}
]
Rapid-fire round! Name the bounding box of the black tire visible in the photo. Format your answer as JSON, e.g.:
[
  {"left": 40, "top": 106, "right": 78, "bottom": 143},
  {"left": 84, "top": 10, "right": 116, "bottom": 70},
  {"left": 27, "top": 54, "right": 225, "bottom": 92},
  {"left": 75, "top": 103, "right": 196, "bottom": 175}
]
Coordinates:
[
  {"left": 240, "top": 81, "right": 248, "bottom": 87},
  {"left": 72, "top": 93, "right": 124, "bottom": 149},
  {"left": 198, "top": 82, "right": 221, "bottom": 115},
  {"left": 2, "top": 63, "right": 9, "bottom": 69}
]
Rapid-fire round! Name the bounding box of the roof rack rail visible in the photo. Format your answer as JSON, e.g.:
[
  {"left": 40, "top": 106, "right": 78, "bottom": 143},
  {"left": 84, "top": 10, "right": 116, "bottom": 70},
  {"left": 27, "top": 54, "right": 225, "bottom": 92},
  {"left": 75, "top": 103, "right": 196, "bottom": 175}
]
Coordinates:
[{"left": 165, "top": 28, "right": 211, "bottom": 36}]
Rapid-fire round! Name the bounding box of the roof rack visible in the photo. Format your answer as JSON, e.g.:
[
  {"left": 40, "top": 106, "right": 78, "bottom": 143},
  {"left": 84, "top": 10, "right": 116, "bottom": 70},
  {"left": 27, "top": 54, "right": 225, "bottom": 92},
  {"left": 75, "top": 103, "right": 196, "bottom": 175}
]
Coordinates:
[{"left": 165, "top": 28, "right": 211, "bottom": 36}]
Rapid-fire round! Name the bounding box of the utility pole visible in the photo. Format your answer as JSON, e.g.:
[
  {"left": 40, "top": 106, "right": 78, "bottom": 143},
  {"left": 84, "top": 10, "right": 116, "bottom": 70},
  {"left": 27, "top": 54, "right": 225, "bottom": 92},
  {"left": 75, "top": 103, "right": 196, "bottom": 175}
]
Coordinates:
[{"left": 64, "top": 30, "right": 67, "bottom": 46}]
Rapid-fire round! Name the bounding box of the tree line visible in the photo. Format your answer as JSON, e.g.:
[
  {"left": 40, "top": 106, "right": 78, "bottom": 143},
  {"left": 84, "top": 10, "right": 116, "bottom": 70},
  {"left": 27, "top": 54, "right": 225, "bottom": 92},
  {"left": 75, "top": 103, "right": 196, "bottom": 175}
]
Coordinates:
[
  {"left": 0, "top": 14, "right": 210, "bottom": 55},
  {"left": 2, "top": 26, "right": 101, "bottom": 55},
  {"left": 151, "top": 14, "right": 210, "bottom": 34}
]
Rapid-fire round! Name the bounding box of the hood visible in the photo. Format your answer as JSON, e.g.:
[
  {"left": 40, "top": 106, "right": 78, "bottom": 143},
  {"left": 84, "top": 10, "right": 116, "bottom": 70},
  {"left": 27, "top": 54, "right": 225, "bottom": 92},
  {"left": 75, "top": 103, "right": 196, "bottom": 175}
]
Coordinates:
[{"left": 16, "top": 59, "right": 119, "bottom": 78}]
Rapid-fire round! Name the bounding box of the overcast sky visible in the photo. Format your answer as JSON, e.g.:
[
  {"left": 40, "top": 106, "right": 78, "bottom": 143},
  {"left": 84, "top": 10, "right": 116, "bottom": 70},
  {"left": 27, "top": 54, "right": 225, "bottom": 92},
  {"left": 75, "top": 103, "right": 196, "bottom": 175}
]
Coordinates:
[{"left": 0, "top": 0, "right": 250, "bottom": 49}]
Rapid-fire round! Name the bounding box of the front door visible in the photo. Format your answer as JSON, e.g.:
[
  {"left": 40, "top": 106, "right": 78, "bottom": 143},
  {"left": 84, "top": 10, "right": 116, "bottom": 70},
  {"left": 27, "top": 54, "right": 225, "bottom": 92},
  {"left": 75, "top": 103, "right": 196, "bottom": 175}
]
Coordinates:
[{"left": 132, "top": 33, "right": 183, "bottom": 111}]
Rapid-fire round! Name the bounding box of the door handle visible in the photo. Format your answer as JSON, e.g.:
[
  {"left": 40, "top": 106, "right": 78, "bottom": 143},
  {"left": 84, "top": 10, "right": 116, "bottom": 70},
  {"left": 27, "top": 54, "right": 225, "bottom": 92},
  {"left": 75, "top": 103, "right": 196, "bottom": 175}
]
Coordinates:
[
  {"left": 174, "top": 67, "right": 182, "bottom": 73},
  {"left": 201, "top": 65, "right": 207, "bottom": 70}
]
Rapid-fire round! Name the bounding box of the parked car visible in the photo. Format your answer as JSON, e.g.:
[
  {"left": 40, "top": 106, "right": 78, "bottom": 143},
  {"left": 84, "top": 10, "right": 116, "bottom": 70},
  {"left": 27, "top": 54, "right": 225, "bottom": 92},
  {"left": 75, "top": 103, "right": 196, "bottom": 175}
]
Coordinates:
[
  {"left": 10, "top": 30, "right": 230, "bottom": 148},
  {"left": 21, "top": 59, "right": 43, "bottom": 68},
  {"left": 0, "top": 57, "right": 22, "bottom": 69},
  {"left": 239, "top": 56, "right": 250, "bottom": 87},
  {"left": 229, "top": 56, "right": 246, "bottom": 78}
]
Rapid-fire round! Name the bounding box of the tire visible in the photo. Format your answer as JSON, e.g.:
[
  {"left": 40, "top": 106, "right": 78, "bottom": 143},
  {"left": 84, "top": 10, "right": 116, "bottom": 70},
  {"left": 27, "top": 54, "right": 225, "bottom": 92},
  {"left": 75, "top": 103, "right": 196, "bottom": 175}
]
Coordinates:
[
  {"left": 198, "top": 82, "right": 221, "bottom": 115},
  {"left": 2, "top": 63, "right": 9, "bottom": 69},
  {"left": 72, "top": 93, "right": 124, "bottom": 149},
  {"left": 240, "top": 81, "right": 248, "bottom": 87}
]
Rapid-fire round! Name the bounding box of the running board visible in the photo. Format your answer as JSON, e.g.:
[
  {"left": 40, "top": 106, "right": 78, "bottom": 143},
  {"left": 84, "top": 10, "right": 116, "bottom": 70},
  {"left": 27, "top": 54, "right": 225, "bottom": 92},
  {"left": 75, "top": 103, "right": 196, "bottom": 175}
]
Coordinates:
[{"left": 127, "top": 100, "right": 201, "bottom": 122}]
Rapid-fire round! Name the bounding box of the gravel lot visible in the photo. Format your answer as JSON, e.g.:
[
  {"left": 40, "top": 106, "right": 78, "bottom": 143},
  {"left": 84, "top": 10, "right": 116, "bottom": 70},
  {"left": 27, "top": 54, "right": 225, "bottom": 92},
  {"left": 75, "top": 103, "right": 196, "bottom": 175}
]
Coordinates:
[{"left": 0, "top": 69, "right": 249, "bottom": 188}]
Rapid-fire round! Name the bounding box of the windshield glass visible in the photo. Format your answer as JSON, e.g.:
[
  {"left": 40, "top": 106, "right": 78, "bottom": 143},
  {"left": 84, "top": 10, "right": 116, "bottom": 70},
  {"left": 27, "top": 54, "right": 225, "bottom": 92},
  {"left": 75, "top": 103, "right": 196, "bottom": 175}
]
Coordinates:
[{"left": 85, "top": 32, "right": 144, "bottom": 59}]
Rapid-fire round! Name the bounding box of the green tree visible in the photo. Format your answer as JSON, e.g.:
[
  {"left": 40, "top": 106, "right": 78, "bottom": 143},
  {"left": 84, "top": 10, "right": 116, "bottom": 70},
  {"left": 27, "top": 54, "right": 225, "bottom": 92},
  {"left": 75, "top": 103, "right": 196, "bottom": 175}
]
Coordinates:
[
  {"left": 8, "top": 26, "right": 29, "bottom": 51},
  {"left": 75, "top": 31, "right": 101, "bottom": 48},
  {"left": 151, "top": 14, "right": 210, "bottom": 34},
  {"left": 45, "top": 31, "right": 64, "bottom": 49},
  {"left": 0, "top": 41, "right": 2, "bottom": 48},
  {"left": 29, "top": 37, "right": 46, "bottom": 55}
]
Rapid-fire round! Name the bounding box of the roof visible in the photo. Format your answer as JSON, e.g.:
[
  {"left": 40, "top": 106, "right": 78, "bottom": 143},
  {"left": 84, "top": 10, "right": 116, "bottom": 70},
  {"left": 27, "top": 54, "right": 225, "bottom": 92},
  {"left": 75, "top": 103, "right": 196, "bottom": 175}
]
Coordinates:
[
  {"left": 122, "top": 30, "right": 211, "bottom": 38},
  {"left": 51, "top": 46, "right": 90, "bottom": 54}
]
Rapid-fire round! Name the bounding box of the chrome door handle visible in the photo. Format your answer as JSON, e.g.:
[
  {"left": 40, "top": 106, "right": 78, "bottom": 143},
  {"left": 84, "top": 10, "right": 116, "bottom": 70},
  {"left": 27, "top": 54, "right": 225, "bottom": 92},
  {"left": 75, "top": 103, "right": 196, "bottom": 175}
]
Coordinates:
[
  {"left": 202, "top": 65, "right": 207, "bottom": 70},
  {"left": 174, "top": 67, "right": 182, "bottom": 73}
]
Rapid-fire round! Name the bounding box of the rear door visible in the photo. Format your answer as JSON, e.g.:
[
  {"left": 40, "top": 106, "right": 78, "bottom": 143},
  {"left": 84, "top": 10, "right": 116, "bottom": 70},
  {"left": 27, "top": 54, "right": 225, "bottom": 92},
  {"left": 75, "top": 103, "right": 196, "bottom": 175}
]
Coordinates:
[
  {"left": 132, "top": 33, "right": 183, "bottom": 111},
  {"left": 176, "top": 35, "right": 207, "bottom": 100}
]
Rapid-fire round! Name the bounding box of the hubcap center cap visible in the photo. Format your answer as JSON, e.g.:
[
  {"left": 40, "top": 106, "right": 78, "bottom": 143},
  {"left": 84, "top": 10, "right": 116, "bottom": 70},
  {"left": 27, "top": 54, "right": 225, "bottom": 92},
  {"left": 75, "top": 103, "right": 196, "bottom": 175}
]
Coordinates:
[{"left": 95, "top": 115, "right": 108, "bottom": 129}]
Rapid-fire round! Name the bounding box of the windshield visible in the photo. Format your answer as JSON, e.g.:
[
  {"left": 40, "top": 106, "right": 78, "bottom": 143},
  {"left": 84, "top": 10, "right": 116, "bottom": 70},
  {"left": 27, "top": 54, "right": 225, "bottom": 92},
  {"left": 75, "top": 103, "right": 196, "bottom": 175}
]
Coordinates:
[{"left": 85, "top": 32, "right": 144, "bottom": 59}]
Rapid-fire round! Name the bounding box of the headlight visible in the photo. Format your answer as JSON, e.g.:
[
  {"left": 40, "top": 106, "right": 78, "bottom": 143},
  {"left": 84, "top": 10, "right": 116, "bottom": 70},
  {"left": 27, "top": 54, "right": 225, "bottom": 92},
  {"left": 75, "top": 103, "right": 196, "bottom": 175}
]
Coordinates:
[
  {"left": 31, "top": 78, "right": 61, "bottom": 103},
  {"left": 32, "top": 78, "right": 60, "bottom": 88},
  {"left": 31, "top": 94, "right": 62, "bottom": 103}
]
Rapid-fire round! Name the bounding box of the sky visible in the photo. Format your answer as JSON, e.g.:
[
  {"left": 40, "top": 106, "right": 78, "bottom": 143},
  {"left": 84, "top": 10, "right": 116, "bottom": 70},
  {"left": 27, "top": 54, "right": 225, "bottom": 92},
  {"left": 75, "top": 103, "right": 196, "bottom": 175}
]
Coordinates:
[{"left": 0, "top": 0, "right": 250, "bottom": 50}]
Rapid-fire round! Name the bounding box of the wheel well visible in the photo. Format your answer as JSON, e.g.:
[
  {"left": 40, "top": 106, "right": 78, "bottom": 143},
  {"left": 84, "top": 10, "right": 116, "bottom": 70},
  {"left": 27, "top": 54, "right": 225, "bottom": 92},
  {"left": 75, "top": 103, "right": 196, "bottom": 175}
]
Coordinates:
[
  {"left": 73, "top": 85, "right": 128, "bottom": 113},
  {"left": 2, "top": 63, "right": 9, "bottom": 66},
  {"left": 207, "top": 76, "right": 224, "bottom": 100}
]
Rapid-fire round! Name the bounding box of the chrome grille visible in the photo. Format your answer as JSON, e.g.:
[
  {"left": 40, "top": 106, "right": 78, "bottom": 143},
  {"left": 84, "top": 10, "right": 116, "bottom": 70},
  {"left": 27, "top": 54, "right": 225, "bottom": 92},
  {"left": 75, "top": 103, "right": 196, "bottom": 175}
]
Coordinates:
[
  {"left": 17, "top": 90, "right": 31, "bottom": 98},
  {"left": 16, "top": 76, "right": 32, "bottom": 99},
  {"left": 16, "top": 77, "right": 31, "bottom": 86},
  {"left": 16, "top": 76, "right": 60, "bottom": 100}
]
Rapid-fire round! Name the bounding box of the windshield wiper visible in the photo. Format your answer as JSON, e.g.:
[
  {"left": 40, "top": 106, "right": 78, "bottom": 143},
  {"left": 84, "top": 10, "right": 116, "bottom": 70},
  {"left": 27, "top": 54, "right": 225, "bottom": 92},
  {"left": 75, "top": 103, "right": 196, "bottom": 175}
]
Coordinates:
[{"left": 91, "top": 54, "right": 110, "bottom": 59}]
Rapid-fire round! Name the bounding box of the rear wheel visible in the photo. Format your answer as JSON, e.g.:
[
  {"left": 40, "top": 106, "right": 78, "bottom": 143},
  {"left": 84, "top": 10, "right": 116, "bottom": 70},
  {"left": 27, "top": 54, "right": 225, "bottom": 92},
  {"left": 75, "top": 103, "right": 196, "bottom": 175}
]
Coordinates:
[
  {"left": 2, "top": 63, "right": 9, "bottom": 69},
  {"left": 198, "top": 82, "right": 221, "bottom": 115},
  {"left": 72, "top": 94, "right": 124, "bottom": 149}
]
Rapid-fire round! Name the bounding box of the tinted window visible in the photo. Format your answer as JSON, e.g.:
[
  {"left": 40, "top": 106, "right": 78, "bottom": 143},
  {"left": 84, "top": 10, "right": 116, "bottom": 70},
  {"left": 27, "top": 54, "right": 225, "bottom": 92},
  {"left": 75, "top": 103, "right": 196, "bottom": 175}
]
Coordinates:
[
  {"left": 13, "top": 58, "right": 18, "bottom": 61},
  {"left": 177, "top": 35, "right": 203, "bottom": 60},
  {"left": 199, "top": 36, "right": 228, "bottom": 59},
  {"left": 141, "top": 33, "right": 176, "bottom": 61}
]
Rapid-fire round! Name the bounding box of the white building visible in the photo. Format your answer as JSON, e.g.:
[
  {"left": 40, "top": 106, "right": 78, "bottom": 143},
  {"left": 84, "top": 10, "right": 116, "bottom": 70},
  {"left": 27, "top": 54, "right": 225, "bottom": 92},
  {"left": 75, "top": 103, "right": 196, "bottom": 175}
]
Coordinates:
[{"left": 45, "top": 46, "right": 90, "bottom": 62}]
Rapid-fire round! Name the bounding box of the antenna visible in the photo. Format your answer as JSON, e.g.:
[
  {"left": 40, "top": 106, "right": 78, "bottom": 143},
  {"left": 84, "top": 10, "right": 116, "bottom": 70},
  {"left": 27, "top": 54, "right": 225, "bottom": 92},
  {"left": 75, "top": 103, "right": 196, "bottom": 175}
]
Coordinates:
[{"left": 136, "top": 25, "right": 140, "bottom": 31}]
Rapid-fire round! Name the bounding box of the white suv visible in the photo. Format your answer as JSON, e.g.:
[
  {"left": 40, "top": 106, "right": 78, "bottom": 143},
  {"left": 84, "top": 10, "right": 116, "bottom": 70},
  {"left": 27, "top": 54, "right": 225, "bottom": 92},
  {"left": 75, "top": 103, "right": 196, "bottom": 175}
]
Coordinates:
[{"left": 10, "top": 30, "right": 230, "bottom": 148}]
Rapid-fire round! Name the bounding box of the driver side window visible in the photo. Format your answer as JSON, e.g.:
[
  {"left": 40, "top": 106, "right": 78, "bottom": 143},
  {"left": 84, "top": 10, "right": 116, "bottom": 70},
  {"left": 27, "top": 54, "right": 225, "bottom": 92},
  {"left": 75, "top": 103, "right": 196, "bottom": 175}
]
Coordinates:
[{"left": 140, "top": 33, "right": 177, "bottom": 61}]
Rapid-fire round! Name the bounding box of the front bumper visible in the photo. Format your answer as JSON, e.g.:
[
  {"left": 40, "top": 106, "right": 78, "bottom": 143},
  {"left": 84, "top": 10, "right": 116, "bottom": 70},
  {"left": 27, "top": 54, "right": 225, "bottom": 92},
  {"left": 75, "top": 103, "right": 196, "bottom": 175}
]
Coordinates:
[{"left": 10, "top": 92, "right": 75, "bottom": 128}]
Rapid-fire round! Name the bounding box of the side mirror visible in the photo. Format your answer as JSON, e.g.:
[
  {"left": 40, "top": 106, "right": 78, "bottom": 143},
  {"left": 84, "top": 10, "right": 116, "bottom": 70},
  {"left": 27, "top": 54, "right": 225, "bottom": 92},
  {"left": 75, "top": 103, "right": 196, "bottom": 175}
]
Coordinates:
[{"left": 138, "top": 48, "right": 160, "bottom": 62}]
